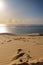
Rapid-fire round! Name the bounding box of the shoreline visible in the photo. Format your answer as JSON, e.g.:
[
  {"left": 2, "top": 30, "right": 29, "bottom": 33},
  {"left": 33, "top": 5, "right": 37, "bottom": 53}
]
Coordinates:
[{"left": 0, "top": 33, "right": 43, "bottom": 36}]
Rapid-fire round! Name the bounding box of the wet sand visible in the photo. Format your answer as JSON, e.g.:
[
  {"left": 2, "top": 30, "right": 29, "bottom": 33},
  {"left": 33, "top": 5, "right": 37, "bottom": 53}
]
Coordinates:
[{"left": 0, "top": 33, "right": 43, "bottom": 65}]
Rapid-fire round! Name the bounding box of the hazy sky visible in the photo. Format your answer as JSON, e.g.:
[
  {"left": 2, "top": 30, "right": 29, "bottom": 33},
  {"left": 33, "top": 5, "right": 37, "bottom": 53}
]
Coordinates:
[{"left": 0, "top": 0, "right": 43, "bottom": 24}]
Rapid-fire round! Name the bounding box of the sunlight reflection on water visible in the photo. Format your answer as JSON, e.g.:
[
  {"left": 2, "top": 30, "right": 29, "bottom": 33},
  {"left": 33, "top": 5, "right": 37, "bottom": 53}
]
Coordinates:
[
  {"left": 0, "top": 24, "right": 43, "bottom": 34},
  {"left": 0, "top": 27, "right": 6, "bottom": 33},
  {"left": 0, "top": 24, "right": 9, "bottom": 33}
]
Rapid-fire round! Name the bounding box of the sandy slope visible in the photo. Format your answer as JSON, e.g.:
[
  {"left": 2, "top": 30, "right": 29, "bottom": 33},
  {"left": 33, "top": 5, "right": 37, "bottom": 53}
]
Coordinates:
[{"left": 0, "top": 34, "right": 43, "bottom": 65}]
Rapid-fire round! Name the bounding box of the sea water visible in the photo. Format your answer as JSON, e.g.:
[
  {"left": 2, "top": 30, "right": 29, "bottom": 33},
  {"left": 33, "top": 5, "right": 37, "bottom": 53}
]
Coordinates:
[{"left": 0, "top": 24, "right": 43, "bottom": 34}]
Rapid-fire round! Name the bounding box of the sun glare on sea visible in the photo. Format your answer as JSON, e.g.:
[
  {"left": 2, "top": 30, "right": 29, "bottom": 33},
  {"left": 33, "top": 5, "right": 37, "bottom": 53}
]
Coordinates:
[
  {"left": 0, "top": 24, "right": 7, "bottom": 33},
  {"left": 0, "top": 0, "right": 4, "bottom": 11}
]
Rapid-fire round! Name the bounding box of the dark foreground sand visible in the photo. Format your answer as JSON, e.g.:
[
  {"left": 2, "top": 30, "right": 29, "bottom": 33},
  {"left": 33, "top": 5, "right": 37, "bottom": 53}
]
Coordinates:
[{"left": 0, "top": 33, "right": 43, "bottom": 65}]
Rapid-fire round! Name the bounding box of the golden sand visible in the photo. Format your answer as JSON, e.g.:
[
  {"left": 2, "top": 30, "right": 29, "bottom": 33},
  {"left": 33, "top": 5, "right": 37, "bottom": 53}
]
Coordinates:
[{"left": 0, "top": 33, "right": 43, "bottom": 65}]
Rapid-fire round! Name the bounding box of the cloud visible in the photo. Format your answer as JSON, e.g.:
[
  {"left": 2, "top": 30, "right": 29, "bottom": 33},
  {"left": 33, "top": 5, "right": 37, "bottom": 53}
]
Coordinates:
[{"left": 0, "top": 17, "right": 43, "bottom": 25}]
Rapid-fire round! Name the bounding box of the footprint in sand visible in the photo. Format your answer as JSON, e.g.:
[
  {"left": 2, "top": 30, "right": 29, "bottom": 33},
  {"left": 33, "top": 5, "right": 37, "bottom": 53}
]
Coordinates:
[
  {"left": 11, "top": 52, "right": 25, "bottom": 61},
  {"left": 17, "top": 49, "right": 23, "bottom": 54}
]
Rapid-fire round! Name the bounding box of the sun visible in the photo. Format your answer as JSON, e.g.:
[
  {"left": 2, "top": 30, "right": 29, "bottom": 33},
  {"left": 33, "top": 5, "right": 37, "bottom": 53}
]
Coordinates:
[{"left": 0, "top": 0, "right": 4, "bottom": 11}]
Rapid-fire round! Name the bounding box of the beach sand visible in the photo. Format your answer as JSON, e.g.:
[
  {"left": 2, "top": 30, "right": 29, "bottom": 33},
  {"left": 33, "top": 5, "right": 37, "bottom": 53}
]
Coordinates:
[{"left": 0, "top": 33, "right": 43, "bottom": 65}]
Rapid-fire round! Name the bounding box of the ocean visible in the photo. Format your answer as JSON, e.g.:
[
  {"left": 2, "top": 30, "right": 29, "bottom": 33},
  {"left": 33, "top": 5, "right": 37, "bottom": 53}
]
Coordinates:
[{"left": 0, "top": 24, "right": 43, "bottom": 34}]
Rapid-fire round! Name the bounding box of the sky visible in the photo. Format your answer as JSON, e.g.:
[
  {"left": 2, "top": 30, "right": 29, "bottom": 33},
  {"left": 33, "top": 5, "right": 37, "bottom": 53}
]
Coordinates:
[{"left": 0, "top": 0, "right": 43, "bottom": 24}]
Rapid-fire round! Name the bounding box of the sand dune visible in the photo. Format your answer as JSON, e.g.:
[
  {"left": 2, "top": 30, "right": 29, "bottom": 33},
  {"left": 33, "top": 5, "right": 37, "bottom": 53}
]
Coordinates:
[{"left": 0, "top": 33, "right": 43, "bottom": 65}]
